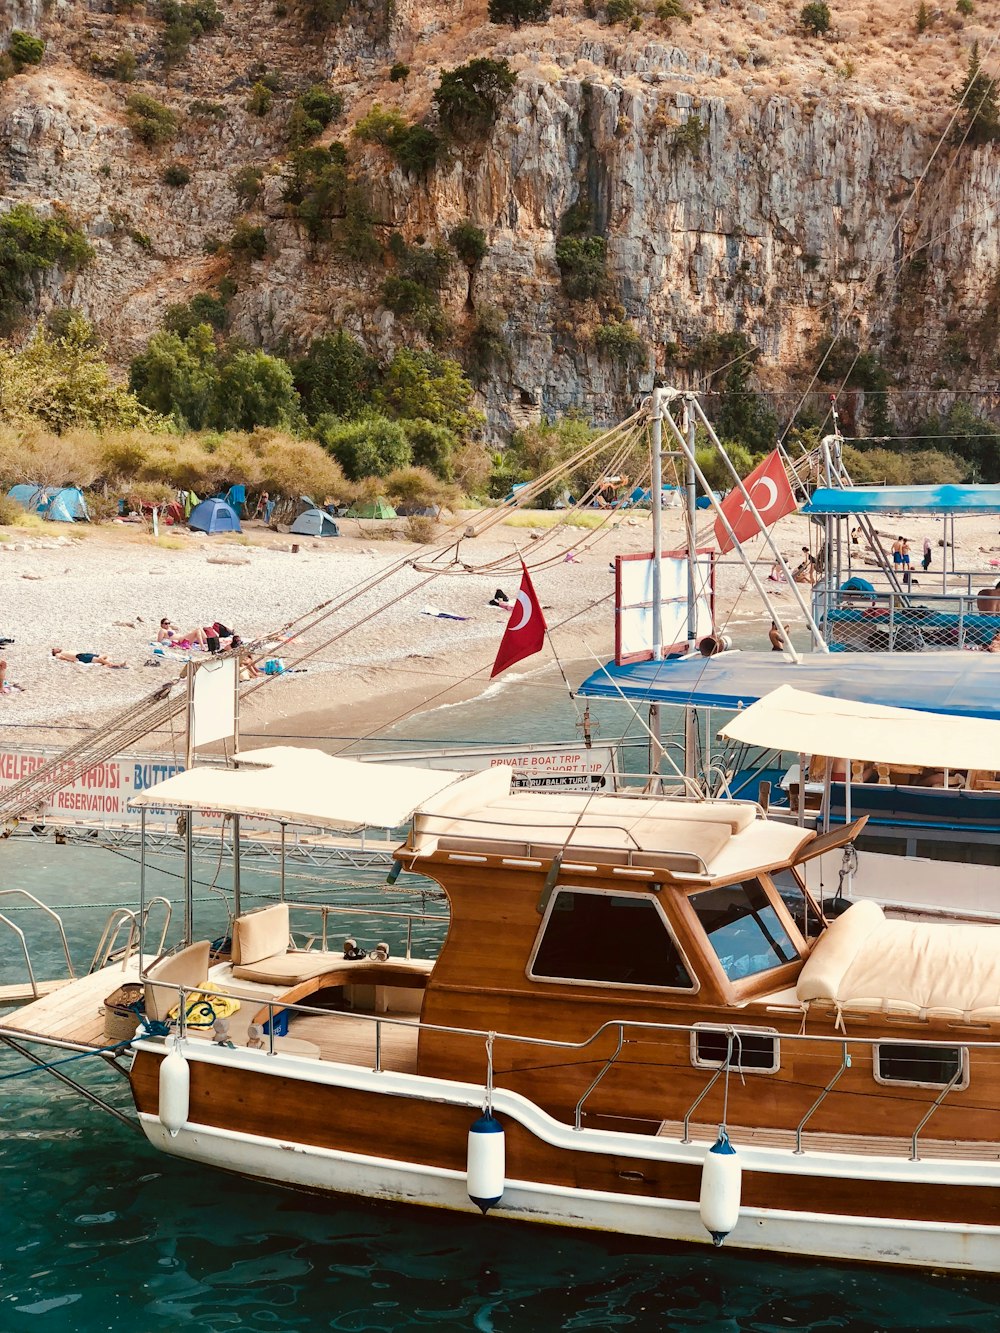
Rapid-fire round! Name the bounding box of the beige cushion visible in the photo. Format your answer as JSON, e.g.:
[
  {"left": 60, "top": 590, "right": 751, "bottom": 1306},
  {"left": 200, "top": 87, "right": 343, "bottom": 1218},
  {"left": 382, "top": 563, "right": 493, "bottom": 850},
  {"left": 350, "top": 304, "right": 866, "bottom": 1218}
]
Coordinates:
[
  {"left": 797, "top": 901, "right": 884, "bottom": 1004},
  {"left": 232, "top": 949, "right": 340, "bottom": 985},
  {"left": 798, "top": 901, "right": 1000, "bottom": 1019},
  {"left": 232, "top": 903, "right": 290, "bottom": 966},
  {"left": 144, "top": 940, "right": 212, "bottom": 1022}
]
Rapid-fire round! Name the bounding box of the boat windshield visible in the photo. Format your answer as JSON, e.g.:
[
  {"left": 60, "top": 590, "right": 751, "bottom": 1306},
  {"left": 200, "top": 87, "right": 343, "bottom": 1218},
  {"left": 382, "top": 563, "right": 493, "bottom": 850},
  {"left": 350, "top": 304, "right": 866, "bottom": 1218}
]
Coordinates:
[{"left": 689, "top": 879, "right": 799, "bottom": 982}]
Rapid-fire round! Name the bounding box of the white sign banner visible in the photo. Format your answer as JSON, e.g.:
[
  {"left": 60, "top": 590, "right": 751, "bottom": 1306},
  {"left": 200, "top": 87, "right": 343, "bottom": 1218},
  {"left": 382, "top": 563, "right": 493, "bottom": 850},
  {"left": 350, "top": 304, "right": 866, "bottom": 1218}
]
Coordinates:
[
  {"left": 0, "top": 749, "right": 186, "bottom": 824},
  {"left": 373, "top": 744, "right": 618, "bottom": 793},
  {"left": 616, "top": 551, "right": 715, "bottom": 663}
]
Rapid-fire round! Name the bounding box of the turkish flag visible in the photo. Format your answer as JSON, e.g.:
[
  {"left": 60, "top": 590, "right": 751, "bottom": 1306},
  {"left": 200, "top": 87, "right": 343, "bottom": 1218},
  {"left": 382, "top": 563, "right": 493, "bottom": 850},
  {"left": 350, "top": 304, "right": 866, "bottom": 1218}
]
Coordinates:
[
  {"left": 491, "top": 562, "right": 547, "bottom": 678},
  {"left": 713, "top": 450, "right": 797, "bottom": 554}
]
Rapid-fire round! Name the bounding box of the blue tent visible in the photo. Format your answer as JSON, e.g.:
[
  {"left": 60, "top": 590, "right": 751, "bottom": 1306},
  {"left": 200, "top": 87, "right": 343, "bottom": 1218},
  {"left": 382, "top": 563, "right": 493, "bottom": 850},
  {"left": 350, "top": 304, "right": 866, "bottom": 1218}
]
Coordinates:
[
  {"left": 189, "top": 498, "right": 242, "bottom": 534},
  {"left": 6, "top": 484, "right": 46, "bottom": 512},
  {"left": 290, "top": 507, "right": 339, "bottom": 537},
  {"left": 44, "top": 487, "right": 89, "bottom": 522}
]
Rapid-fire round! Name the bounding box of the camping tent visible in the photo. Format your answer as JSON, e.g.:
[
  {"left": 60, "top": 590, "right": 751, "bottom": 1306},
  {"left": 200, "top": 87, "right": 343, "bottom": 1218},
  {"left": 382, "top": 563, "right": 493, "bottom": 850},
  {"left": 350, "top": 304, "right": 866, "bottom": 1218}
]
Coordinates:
[
  {"left": 347, "top": 499, "right": 397, "bottom": 519},
  {"left": 189, "top": 498, "right": 242, "bottom": 534},
  {"left": 6, "top": 485, "right": 46, "bottom": 513},
  {"left": 44, "top": 487, "right": 89, "bottom": 522},
  {"left": 290, "top": 507, "right": 339, "bottom": 537}
]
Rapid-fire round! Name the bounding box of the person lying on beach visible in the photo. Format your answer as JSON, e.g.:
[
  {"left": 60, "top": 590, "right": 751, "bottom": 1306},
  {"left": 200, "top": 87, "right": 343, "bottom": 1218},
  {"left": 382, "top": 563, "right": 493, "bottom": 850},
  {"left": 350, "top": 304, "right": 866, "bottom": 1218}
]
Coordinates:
[
  {"left": 157, "top": 619, "right": 208, "bottom": 649},
  {"left": 0, "top": 658, "right": 25, "bottom": 694},
  {"left": 51, "top": 648, "right": 127, "bottom": 668}
]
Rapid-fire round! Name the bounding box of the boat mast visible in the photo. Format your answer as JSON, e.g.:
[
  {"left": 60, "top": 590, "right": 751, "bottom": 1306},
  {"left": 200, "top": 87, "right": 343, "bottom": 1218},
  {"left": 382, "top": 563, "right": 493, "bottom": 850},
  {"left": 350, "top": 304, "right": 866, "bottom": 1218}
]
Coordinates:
[{"left": 648, "top": 388, "right": 665, "bottom": 788}]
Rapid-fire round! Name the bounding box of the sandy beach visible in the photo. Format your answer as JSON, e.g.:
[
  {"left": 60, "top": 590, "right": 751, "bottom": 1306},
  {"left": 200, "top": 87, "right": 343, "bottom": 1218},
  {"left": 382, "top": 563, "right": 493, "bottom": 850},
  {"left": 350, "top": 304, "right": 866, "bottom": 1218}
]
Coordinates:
[{"left": 3, "top": 502, "right": 1000, "bottom": 751}]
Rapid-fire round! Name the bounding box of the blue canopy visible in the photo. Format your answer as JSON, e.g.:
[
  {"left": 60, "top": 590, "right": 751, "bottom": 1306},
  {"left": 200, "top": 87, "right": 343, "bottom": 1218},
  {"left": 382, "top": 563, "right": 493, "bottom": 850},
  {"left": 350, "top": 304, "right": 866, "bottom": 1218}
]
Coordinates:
[
  {"left": 577, "top": 651, "right": 1000, "bottom": 720},
  {"left": 804, "top": 485, "right": 1000, "bottom": 515}
]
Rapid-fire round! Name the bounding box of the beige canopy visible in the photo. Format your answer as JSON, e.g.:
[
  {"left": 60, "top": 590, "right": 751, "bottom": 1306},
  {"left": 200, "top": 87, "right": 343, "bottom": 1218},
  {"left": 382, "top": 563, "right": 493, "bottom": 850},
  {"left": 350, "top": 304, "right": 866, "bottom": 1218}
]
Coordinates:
[
  {"left": 719, "top": 685, "right": 1000, "bottom": 770},
  {"left": 128, "top": 745, "right": 511, "bottom": 830}
]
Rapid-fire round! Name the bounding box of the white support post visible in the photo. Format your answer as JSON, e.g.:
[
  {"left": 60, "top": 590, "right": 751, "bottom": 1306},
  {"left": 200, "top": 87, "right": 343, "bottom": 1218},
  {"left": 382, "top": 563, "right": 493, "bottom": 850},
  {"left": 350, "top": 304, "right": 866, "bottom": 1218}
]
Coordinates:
[{"left": 650, "top": 388, "right": 665, "bottom": 661}]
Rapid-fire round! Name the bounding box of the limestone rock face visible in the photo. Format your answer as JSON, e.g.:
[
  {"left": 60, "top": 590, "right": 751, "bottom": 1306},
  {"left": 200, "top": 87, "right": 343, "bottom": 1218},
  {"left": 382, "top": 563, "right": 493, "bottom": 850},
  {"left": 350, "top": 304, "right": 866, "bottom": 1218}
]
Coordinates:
[{"left": 1, "top": 3, "right": 998, "bottom": 437}]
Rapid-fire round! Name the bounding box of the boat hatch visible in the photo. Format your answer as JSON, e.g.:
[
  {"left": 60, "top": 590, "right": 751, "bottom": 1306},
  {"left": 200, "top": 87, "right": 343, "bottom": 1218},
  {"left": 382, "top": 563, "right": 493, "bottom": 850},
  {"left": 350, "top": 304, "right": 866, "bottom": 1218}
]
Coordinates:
[{"left": 792, "top": 817, "right": 869, "bottom": 866}]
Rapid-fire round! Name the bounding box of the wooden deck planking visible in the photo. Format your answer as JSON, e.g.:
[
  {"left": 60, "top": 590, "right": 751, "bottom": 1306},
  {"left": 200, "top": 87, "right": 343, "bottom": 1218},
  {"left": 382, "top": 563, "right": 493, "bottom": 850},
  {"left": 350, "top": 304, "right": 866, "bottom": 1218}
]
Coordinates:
[
  {"left": 0, "top": 979, "right": 73, "bottom": 1004},
  {"left": 657, "top": 1118, "right": 1000, "bottom": 1162},
  {"left": 289, "top": 1010, "right": 420, "bottom": 1073},
  {"left": 0, "top": 960, "right": 153, "bottom": 1047}
]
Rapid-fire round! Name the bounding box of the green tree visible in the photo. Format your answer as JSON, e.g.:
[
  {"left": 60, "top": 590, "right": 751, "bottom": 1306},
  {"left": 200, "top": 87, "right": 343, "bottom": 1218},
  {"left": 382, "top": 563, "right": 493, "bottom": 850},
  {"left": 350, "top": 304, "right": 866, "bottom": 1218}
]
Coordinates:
[
  {"left": 128, "top": 325, "right": 219, "bottom": 426},
  {"left": 555, "top": 234, "right": 607, "bottom": 299},
  {"left": 433, "top": 59, "right": 516, "bottom": 141},
  {"left": 0, "top": 204, "right": 93, "bottom": 334},
  {"left": 400, "top": 418, "right": 459, "bottom": 478},
  {"left": 283, "top": 146, "right": 349, "bottom": 243},
  {"left": 293, "top": 330, "right": 379, "bottom": 420},
  {"left": 500, "top": 414, "right": 603, "bottom": 503},
  {"left": 316, "top": 414, "right": 412, "bottom": 479},
  {"left": 952, "top": 40, "right": 1000, "bottom": 144},
  {"left": 163, "top": 289, "right": 230, "bottom": 336},
  {"left": 800, "top": 1, "right": 830, "bottom": 34},
  {"left": 375, "top": 348, "right": 477, "bottom": 434},
  {"left": 0, "top": 313, "right": 159, "bottom": 433},
  {"left": 449, "top": 221, "right": 487, "bottom": 268},
  {"left": 487, "top": 0, "right": 551, "bottom": 26},
  {"left": 212, "top": 350, "right": 301, "bottom": 431},
  {"left": 288, "top": 84, "right": 343, "bottom": 146}
]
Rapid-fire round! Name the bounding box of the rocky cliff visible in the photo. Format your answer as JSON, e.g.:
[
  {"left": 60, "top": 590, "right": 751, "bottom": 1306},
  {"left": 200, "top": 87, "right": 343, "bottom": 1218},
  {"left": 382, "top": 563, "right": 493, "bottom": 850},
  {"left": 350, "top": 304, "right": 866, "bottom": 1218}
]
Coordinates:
[{"left": 2, "top": 0, "right": 999, "bottom": 436}]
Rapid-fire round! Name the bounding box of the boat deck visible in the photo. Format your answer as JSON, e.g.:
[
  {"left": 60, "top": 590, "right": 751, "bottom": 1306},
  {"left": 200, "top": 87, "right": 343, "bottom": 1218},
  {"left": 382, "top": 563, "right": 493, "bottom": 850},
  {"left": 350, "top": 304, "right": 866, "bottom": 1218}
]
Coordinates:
[
  {"left": 288, "top": 1010, "right": 420, "bottom": 1073},
  {"left": 0, "top": 959, "right": 152, "bottom": 1049},
  {"left": 657, "top": 1118, "right": 1000, "bottom": 1162}
]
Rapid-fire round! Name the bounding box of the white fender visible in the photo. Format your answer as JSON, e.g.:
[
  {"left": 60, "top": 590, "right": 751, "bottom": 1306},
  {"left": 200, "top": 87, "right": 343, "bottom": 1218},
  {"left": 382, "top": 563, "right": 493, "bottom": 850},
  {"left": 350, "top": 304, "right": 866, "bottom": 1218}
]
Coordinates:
[
  {"left": 159, "top": 1039, "right": 190, "bottom": 1138},
  {"left": 699, "top": 1129, "right": 742, "bottom": 1245},
  {"left": 467, "top": 1113, "right": 505, "bottom": 1214}
]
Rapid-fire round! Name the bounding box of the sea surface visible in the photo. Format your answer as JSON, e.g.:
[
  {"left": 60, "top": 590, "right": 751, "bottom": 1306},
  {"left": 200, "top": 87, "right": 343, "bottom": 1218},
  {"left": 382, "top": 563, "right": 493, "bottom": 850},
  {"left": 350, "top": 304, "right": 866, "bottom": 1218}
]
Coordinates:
[{"left": 2, "top": 674, "right": 999, "bottom": 1332}]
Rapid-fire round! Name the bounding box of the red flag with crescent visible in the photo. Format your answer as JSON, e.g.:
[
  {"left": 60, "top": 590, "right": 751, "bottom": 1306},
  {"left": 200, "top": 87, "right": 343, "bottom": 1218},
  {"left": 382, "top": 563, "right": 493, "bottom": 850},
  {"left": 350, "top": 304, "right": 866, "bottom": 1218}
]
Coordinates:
[
  {"left": 491, "top": 562, "right": 547, "bottom": 678},
  {"left": 713, "top": 449, "right": 797, "bottom": 554}
]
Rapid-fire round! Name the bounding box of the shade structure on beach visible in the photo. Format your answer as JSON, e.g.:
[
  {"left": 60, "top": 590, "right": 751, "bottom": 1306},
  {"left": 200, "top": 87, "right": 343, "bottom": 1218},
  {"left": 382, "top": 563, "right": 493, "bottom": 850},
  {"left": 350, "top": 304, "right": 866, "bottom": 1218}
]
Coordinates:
[
  {"left": 128, "top": 745, "right": 511, "bottom": 831},
  {"left": 804, "top": 484, "right": 1000, "bottom": 515},
  {"left": 576, "top": 650, "right": 1000, "bottom": 720},
  {"left": 719, "top": 685, "right": 1000, "bottom": 769},
  {"left": 289, "top": 507, "right": 339, "bottom": 537},
  {"left": 188, "top": 498, "right": 242, "bottom": 534}
]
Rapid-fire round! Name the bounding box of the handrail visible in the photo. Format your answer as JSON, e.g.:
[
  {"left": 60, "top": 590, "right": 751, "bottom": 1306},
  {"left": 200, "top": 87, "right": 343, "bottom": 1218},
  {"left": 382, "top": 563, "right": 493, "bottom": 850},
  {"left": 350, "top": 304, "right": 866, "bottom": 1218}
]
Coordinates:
[
  {"left": 89, "top": 897, "right": 172, "bottom": 974},
  {"left": 0, "top": 889, "right": 76, "bottom": 996},
  {"left": 283, "top": 900, "right": 448, "bottom": 960},
  {"left": 574, "top": 1026, "right": 626, "bottom": 1130},
  {"left": 910, "top": 1063, "right": 965, "bottom": 1161},
  {"left": 795, "top": 1042, "right": 851, "bottom": 1153},
  {"left": 682, "top": 1064, "right": 729, "bottom": 1143}
]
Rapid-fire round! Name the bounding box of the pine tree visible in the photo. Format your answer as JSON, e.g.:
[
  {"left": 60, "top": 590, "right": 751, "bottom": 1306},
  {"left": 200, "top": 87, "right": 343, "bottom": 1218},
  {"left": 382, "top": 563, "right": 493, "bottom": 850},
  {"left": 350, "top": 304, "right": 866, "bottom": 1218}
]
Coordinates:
[{"left": 952, "top": 40, "right": 1000, "bottom": 144}]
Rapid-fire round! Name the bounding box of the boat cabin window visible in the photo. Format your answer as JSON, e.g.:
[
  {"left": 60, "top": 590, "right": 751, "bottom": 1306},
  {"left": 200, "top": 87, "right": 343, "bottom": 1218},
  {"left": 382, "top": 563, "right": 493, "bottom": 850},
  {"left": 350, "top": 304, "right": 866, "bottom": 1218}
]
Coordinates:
[
  {"left": 874, "top": 1043, "right": 969, "bottom": 1090},
  {"left": 689, "top": 878, "right": 799, "bottom": 982},
  {"left": 691, "top": 1026, "right": 779, "bottom": 1073},
  {"left": 530, "top": 889, "right": 694, "bottom": 991},
  {"left": 768, "top": 867, "right": 818, "bottom": 937}
]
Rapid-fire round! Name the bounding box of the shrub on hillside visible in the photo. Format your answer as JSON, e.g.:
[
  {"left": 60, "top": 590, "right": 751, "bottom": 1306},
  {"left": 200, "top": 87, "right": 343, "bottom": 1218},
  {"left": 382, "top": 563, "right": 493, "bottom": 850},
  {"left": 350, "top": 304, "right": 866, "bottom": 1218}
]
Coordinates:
[
  {"left": 354, "top": 106, "right": 442, "bottom": 175},
  {"left": 375, "top": 348, "right": 477, "bottom": 435},
  {"left": 555, "top": 234, "right": 607, "bottom": 300},
  {"left": 158, "top": 0, "right": 223, "bottom": 68},
  {"left": 9, "top": 31, "right": 45, "bottom": 70},
  {"left": 433, "top": 59, "right": 516, "bottom": 141},
  {"left": 229, "top": 220, "right": 270, "bottom": 259},
  {"left": 389, "top": 62, "right": 410, "bottom": 82},
  {"left": 232, "top": 165, "right": 264, "bottom": 206},
  {"left": 952, "top": 41, "right": 1000, "bottom": 144},
  {"left": 163, "top": 288, "right": 231, "bottom": 336},
  {"left": 126, "top": 93, "right": 179, "bottom": 146},
  {"left": 288, "top": 84, "right": 343, "bottom": 146},
  {"left": 162, "top": 162, "right": 191, "bottom": 186},
  {"left": 594, "top": 321, "right": 647, "bottom": 368},
  {"left": 449, "top": 221, "right": 487, "bottom": 268},
  {"left": 0, "top": 205, "right": 93, "bottom": 334},
  {"left": 283, "top": 146, "right": 349, "bottom": 243},
  {"left": 487, "top": 0, "right": 551, "bottom": 27},
  {"left": 800, "top": 1, "right": 830, "bottom": 34},
  {"left": 245, "top": 82, "right": 274, "bottom": 116}
]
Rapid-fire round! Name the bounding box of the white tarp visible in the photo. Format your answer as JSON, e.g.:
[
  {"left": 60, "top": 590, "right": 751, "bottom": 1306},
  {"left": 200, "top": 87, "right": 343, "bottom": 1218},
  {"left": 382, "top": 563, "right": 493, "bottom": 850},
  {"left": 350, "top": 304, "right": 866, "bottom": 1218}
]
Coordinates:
[
  {"left": 192, "top": 656, "right": 237, "bottom": 749},
  {"left": 617, "top": 553, "right": 714, "bottom": 661},
  {"left": 128, "top": 745, "right": 511, "bottom": 830},
  {"left": 720, "top": 685, "right": 1000, "bottom": 770}
]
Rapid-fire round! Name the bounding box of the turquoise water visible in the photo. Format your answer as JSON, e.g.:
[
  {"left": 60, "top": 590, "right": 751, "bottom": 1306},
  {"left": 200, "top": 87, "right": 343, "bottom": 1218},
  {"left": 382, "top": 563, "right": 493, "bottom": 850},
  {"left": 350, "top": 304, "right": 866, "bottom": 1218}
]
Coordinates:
[{"left": 2, "top": 692, "right": 1000, "bottom": 1330}]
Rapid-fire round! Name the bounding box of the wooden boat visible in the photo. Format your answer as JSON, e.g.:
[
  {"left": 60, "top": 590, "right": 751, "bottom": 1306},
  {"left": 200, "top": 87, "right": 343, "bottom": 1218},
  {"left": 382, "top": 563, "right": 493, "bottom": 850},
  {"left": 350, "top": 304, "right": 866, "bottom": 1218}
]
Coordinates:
[{"left": 4, "top": 746, "right": 997, "bottom": 1273}]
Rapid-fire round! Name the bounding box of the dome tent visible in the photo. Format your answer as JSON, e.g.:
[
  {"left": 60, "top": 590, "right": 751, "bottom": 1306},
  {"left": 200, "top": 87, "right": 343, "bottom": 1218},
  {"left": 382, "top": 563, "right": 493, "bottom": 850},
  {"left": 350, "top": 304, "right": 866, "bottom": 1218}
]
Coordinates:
[
  {"left": 189, "top": 497, "right": 242, "bottom": 534},
  {"left": 290, "top": 508, "right": 339, "bottom": 537},
  {"left": 6, "top": 484, "right": 46, "bottom": 513},
  {"left": 44, "top": 487, "right": 90, "bottom": 522},
  {"left": 347, "top": 498, "right": 397, "bottom": 520}
]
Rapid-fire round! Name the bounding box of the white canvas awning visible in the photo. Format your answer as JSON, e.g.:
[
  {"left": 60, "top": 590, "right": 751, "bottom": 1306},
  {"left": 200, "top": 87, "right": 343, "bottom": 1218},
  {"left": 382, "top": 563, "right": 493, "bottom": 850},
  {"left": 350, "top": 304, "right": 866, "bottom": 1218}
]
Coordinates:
[
  {"left": 128, "top": 745, "right": 511, "bottom": 830},
  {"left": 719, "top": 685, "right": 1000, "bottom": 770}
]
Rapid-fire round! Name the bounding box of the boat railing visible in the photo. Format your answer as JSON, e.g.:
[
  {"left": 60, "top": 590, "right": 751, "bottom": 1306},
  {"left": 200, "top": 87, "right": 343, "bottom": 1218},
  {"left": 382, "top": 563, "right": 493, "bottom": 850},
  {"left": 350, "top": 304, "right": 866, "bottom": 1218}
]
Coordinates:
[
  {"left": 0, "top": 889, "right": 76, "bottom": 999},
  {"left": 818, "top": 586, "right": 1000, "bottom": 651},
  {"left": 147, "top": 991, "right": 998, "bottom": 1159},
  {"left": 89, "top": 897, "right": 172, "bottom": 974},
  {"left": 286, "top": 900, "right": 448, "bottom": 959}
]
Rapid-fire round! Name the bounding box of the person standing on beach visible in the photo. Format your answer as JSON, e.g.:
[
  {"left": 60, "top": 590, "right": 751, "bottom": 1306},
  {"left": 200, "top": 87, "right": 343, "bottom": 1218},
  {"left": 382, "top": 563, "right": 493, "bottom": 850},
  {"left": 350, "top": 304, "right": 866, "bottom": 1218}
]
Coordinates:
[
  {"left": 901, "top": 538, "right": 911, "bottom": 588},
  {"left": 922, "top": 538, "right": 932, "bottom": 572}
]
